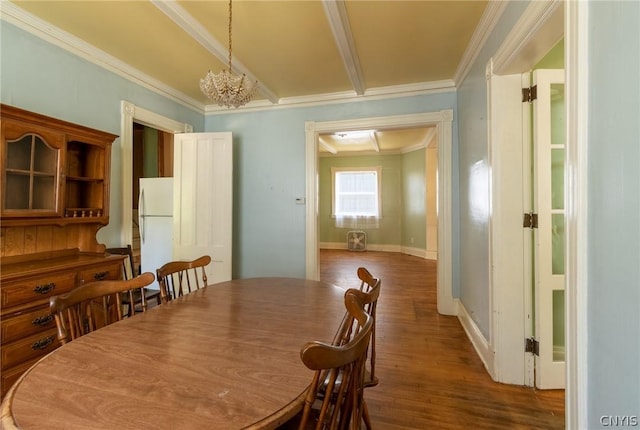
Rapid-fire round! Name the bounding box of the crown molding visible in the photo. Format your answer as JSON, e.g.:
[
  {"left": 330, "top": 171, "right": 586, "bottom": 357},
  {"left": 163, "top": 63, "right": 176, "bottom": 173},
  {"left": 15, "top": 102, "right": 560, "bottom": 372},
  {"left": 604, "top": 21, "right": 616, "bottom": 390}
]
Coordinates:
[
  {"left": 1, "top": 1, "right": 205, "bottom": 114},
  {"left": 3, "top": 1, "right": 457, "bottom": 117},
  {"left": 204, "top": 80, "right": 456, "bottom": 115},
  {"left": 399, "top": 141, "right": 426, "bottom": 154},
  {"left": 309, "top": 110, "right": 453, "bottom": 134},
  {"left": 423, "top": 126, "right": 437, "bottom": 149},
  {"left": 318, "top": 141, "right": 426, "bottom": 158},
  {"left": 453, "top": 0, "right": 509, "bottom": 87}
]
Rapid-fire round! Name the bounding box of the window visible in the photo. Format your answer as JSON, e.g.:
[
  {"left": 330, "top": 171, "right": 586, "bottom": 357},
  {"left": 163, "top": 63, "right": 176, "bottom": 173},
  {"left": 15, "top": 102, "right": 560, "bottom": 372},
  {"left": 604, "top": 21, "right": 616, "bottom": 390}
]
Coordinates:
[{"left": 332, "top": 167, "right": 381, "bottom": 219}]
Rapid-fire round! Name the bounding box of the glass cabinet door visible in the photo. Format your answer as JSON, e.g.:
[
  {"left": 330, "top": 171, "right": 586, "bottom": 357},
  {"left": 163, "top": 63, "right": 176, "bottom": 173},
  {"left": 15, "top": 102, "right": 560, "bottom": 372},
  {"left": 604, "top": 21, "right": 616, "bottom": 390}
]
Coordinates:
[{"left": 2, "top": 127, "right": 63, "bottom": 217}]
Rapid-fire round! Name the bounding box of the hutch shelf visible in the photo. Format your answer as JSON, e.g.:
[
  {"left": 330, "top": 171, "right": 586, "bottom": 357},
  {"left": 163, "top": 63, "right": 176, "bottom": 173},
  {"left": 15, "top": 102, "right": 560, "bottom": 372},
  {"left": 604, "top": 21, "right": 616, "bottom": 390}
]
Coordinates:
[{"left": 0, "top": 104, "right": 124, "bottom": 398}]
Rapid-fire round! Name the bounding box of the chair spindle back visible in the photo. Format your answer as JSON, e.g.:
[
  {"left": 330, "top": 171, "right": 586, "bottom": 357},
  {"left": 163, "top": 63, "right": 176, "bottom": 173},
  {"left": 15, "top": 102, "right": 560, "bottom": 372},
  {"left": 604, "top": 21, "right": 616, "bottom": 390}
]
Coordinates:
[
  {"left": 156, "top": 255, "right": 211, "bottom": 303},
  {"left": 298, "top": 291, "right": 373, "bottom": 430},
  {"left": 49, "top": 272, "right": 155, "bottom": 344}
]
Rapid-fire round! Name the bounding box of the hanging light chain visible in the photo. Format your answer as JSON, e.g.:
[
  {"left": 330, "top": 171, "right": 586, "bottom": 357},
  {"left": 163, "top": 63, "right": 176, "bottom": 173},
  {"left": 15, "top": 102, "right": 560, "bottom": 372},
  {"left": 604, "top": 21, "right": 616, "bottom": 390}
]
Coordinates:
[
  {"left": 227, "top": 0, "right": 233, "bottom": 73},
  {"left": 199, "top": 0, "right": 258, "bottom": 108}
]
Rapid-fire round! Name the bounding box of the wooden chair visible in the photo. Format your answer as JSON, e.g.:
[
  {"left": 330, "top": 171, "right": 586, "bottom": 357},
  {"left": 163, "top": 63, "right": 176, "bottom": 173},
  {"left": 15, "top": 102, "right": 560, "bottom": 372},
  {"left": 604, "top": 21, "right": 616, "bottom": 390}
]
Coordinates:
[
  {"left": 156, "top": 255, "right": 211, "bottom": 303},
  {"left": 106, "top": 245, "right": 161, "bottom": 316},
  {"left": 335, "top": 268, "right": 381, "bottom": 387},
  {"left": 355, "top": 268, "right": 381, "bottom": 388},
  {"left": 295, "top": 291, "right": 374, "bottom": 430},
  {"left": 327, "top": 276, "right": 380, "bottom": 430},
  {"left": 357, "top": 267, "right": 377, "bottom": 293},
  {"left": 49, "top": 272, "right": 155, "bottom": 344}
]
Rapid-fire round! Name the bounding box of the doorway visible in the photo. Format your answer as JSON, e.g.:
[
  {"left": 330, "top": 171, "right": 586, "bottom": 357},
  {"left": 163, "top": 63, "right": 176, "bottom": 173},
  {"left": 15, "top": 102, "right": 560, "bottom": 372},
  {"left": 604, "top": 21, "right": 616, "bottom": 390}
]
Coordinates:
[
  {"left": 131, "top": 122, "right": 174, "bottom": 274},
  {"left": 119, "top": 101, "right": 192, "bottom": 250},
  {"left": 316, "top": 127, "right": 437, "bottom": 259},
  {"left": 485, "top": 0, "right": 565, "bottom": 392},
  {"left": 304, "top": 110, "right": 456, "bottom": 316}
]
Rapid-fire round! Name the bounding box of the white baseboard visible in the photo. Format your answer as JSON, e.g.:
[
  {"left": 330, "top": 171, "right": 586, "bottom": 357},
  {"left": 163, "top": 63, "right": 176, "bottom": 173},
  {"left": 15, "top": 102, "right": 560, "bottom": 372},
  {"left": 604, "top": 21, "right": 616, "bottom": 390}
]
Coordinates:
[
  {"left": 319, "top": 242, "right": 434, "bottom": 259},
  {"left": 363, "top": 243, "right": 402, "bottom": 253},
  {"left": 401, "top": 246, "right": 438, "bottom": 260},
  {"left": 320, "top": 242, "right": 350, "bottom": 250},
  {"left": 456, "top": 298, "right": 495, "bottom": 379},
  {"left": 401, "top": 246, "right": 423, "bottom": 258}
]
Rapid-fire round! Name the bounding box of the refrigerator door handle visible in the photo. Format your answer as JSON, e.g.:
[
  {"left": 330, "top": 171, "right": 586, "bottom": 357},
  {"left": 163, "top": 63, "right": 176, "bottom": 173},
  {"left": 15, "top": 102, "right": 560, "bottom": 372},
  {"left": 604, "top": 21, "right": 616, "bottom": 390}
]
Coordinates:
[{"left": 138, "top": 188, "right": 145, "bottom": 244}]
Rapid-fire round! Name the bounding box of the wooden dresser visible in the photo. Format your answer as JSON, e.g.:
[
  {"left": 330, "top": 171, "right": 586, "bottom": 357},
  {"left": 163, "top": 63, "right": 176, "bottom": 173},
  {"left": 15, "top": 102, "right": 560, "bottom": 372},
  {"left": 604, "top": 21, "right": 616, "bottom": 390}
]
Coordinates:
[
  {"left": 0, "top": 251, "right": 124, "bottom": 396},
  {"left": 0, "top": 104, "right": 122, "bottom": 398}
]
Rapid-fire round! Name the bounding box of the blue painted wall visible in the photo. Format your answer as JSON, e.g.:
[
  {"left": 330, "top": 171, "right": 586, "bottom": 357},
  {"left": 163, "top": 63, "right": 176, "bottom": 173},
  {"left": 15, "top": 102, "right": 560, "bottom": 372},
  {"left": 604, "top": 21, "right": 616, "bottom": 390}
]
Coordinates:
[
  {"left": 0, "top": 21, "right": 203, "bottom": 245},
  {"left": 1, "top": 20, "right": 458, "bottom": 283},
  {"left": 586, "top": 1, "right": 640, "bottom": 425},
  {"left": 3, "top": 0, "right": 640, "bottom": 420},
  {"left": 456, "top": 0, "right": 529, "bottom": 338},
  {"left": 203, "top": 96, "right": 458, "bottom": 279},
  {"left": 455, "top": 0, "right": 640, "bottom": 422}
]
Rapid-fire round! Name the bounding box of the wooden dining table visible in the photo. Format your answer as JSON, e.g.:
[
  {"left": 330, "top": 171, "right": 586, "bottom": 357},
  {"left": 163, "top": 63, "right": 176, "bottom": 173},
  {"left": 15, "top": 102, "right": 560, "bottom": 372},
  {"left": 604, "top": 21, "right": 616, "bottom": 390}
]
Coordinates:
[{"left": 0, "top": 277, "right": 348, "bottom": 430}]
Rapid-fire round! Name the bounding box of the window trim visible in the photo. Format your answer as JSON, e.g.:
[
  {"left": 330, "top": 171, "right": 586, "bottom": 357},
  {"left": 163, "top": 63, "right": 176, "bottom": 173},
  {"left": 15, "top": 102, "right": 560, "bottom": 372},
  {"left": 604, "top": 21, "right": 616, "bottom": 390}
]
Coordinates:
[{"left": 331, "top": 166, "right": 382, "bottom": 218}]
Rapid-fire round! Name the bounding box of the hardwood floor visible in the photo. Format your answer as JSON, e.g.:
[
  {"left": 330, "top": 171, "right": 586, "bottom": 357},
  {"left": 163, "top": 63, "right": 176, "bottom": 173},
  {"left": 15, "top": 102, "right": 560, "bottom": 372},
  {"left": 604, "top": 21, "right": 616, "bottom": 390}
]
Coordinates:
[{"left": 319, "top": 249, "right": 565, "bottom": 430}]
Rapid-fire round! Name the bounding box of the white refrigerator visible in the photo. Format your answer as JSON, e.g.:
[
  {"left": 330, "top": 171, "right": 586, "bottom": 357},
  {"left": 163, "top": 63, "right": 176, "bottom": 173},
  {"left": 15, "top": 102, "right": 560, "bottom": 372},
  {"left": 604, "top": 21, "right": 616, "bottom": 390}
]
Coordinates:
[{"left": 138, "top": 177, "right": 173, "bottom": 285}]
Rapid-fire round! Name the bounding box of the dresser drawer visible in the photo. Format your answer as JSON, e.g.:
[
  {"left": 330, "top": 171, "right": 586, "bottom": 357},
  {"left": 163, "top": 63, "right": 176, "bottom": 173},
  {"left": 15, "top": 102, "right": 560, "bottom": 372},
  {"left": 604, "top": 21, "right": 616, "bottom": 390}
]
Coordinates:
[
  {"left": 78, "top": 262, "right": 122, "bottom": 283},
  {"left": 1, "top": 305, "right": 56, "bottom": 345},
  {"left": 1, "top": 328, "right": 59, "bottom": 371},
  {"left": 1, "top": 272, "right": 76, "bottom": 310}
]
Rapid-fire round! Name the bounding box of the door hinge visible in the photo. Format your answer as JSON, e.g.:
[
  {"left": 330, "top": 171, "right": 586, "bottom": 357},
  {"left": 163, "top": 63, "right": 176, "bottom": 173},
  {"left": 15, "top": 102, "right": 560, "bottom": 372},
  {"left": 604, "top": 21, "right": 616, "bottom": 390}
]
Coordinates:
[
  {"left": 523, "top": 212, "right": 538, "bottom": 229},
  {"left": 522, "top": 85, "right": 538, "bottom": 103},
  {"left": 525, "top": 337, "right": 540, "bottom": 356}
]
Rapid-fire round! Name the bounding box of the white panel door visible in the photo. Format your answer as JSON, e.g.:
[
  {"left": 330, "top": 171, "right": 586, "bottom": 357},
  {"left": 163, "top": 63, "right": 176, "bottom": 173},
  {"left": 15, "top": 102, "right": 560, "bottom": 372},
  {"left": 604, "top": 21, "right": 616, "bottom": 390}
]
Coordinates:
[
  {"left": 533, "top": 69, "right": 566, "bottom": 389},
  {"left": 173, "top": 132, "right": 233, "bottom": 284}
]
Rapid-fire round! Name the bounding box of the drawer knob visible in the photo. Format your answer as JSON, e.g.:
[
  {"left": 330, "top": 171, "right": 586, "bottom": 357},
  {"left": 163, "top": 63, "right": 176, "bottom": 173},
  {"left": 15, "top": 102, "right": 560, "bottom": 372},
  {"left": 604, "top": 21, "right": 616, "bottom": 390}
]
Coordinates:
[
  {"left": 31, "top": 336, "right": 55, "bottom": 350},
  {"left": 32, "top": 314, "right": 54, "bottom": 327},
  {"left": 33, "top": 283, "right": 56, "bottom": 294},
  {"left": 93, "top": 271, "right": 109, "bottom": 280}
]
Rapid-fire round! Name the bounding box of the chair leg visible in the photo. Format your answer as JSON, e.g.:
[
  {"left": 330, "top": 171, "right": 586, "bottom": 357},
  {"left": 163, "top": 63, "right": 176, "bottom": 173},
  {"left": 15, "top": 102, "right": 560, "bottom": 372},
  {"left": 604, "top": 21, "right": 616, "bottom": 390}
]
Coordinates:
[{"left": 362, "top": 399, "right": 372, "bottom": 430}]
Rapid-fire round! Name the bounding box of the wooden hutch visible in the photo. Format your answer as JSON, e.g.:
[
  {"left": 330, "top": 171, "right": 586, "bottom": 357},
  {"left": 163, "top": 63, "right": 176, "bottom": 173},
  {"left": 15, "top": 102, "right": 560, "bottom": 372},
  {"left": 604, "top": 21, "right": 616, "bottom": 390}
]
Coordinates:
[{"left": 0, "top": 104, "right": 125, "bottom": 397}]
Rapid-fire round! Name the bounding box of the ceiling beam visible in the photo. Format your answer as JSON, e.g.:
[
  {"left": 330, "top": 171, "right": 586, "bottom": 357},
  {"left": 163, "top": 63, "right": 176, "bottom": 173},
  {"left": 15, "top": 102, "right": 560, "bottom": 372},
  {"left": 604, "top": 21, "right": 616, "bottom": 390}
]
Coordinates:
[
  {"left": 318, "top": 137, "right": 338, "bottom": 154},
  {"left": 322, "top": 0, "right": 365, "bottom": 96},
  {"left": 370, "top": 131, "right": 380, "bottom": 152},
  {"left": 151, "top": 0, "right": 279, "bottom": 104}
]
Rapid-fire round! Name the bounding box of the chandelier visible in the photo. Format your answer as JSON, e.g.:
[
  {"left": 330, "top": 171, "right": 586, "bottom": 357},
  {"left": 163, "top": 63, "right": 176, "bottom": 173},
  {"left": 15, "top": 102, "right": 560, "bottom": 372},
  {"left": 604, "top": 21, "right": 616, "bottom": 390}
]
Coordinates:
[{"left": 200, "top": 0, "right": 258, "bottom": 108}]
